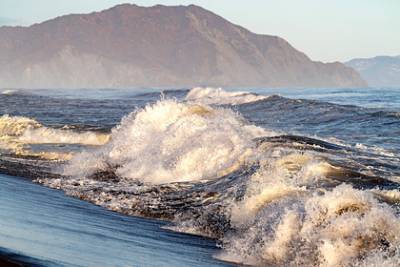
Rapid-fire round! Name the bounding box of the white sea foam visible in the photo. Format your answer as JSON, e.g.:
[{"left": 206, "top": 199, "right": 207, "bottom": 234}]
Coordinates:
[
  {"left": 1, "top": 89, "right": 18, "bottom": 95},
  {"left": 0, "top": 115, "right": 41, "bottom": 136},
  {"left": 18, "top": 127, "right": 109, "bottom": 145},
  {"left": 65, "top": 99, "right": 272, "bottom": 184},
  {"left": 217, "top": 152, "right": 400, "bottom": 267},
  {"left": 0, "top": 115, "right": 109, "bottom": 158},
  {"left": 186, "top": 87, "right": 268, "bottom": 105}
]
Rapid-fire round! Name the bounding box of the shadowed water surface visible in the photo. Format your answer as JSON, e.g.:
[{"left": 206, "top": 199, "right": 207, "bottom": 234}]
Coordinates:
[{"left": 0, "top": 173, "right": 232, "bottom": 267}]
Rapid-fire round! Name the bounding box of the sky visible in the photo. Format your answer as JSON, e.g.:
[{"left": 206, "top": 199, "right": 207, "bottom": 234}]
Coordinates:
[{"left": 0, "top": 0, "right": 399, "bottom": 62}]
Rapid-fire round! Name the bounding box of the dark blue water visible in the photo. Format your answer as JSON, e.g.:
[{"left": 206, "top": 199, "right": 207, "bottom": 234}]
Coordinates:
[
  {"left": 247, "top": 87, "right": 400, "bottom": 109},
  {"left": 0, "top": 173, "right": 231, "bottom": 267}
]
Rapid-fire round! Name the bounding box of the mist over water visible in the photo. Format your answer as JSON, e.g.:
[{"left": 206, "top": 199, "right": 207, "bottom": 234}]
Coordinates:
[{"left": 1, "top": 87, "right": 400, "bottom": 266}]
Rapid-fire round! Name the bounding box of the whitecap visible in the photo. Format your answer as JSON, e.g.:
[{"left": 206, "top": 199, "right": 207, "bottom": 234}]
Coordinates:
[{"left": 186, "top": 87, "right": 268, "bottom": 105}]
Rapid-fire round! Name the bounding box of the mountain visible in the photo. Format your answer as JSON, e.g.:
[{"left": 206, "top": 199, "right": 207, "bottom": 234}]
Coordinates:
[
  {"left": 345, "top": 56, "right": 400, "bottom": 88},
  {"left": 0, "top": 4, "right": 366, "bottom": 89}
]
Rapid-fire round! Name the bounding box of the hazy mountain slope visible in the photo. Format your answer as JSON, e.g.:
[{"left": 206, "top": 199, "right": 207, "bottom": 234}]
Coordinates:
[
  {"left": 0, "top": 4, "right": 366, "bottom": 88},
  {"left": 346, "top": 56, "right": 400, "bottom": 87}
]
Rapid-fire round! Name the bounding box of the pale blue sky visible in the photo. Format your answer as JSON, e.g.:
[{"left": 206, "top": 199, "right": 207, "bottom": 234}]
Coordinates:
[{"left": 0, "top": 0, "right": 399, "bottom": 62}]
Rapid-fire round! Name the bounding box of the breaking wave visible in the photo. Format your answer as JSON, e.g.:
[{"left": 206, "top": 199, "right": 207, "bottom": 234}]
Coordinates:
[
  {"left": 218, "top": 153, "right": 400, "bottom": 266},
  {"left": 64, "top": 99, "right": 272, "bottom": 183},
  {"left": 0, "top": 115, "right": 109, "bottom": 158},
  {"left": 1, "top": 89, "right": 18, "bottom": 95},
  {"left": 186, "top": 87, "right": 268, "bottom": 105}
]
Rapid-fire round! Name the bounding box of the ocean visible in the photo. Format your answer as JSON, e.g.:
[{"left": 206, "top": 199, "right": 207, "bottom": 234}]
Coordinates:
[{"left": 0, "top": 87, "right": 400, "bottom": 266}]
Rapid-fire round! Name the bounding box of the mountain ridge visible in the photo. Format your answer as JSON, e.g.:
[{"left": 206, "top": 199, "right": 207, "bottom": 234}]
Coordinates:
[
  {"left": 345, "top": 55, "right": 400, "bottom": 88},
  {"left": 0, "top": 4, "right": 366, "bottom": 89}
]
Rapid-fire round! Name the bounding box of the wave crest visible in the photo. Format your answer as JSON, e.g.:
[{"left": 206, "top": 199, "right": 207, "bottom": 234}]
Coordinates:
[
  {"left": 65, "top": 99, "right": 271, "bottom": 184},
  {"left": 0, "top": 115, "right": 42, "bottom": 136},
  {"left": 0, "top": 115, "right": 109, "bottom": 158},
  {"left": 1, "top": 89, "right": 19, "bottom": 95},
  {"left": 186, "top": 87, "right": 268, "bottom": 105}
]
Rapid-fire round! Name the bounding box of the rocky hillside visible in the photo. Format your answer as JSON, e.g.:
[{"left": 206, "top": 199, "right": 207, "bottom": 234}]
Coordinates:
[{"left": 0, "top": 4, "right": 366, "bottom": 88}]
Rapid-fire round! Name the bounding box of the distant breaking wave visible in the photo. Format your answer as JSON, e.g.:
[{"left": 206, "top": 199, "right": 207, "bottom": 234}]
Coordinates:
[
  {"left": 186, "top": 87, "right": 268, "bottom": 105},
  {"left": 0, "top": 115, "right": 109, "bottom": 159},
  {"left": 1, "top": 89, "right": 18, "bottom": 95}
]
